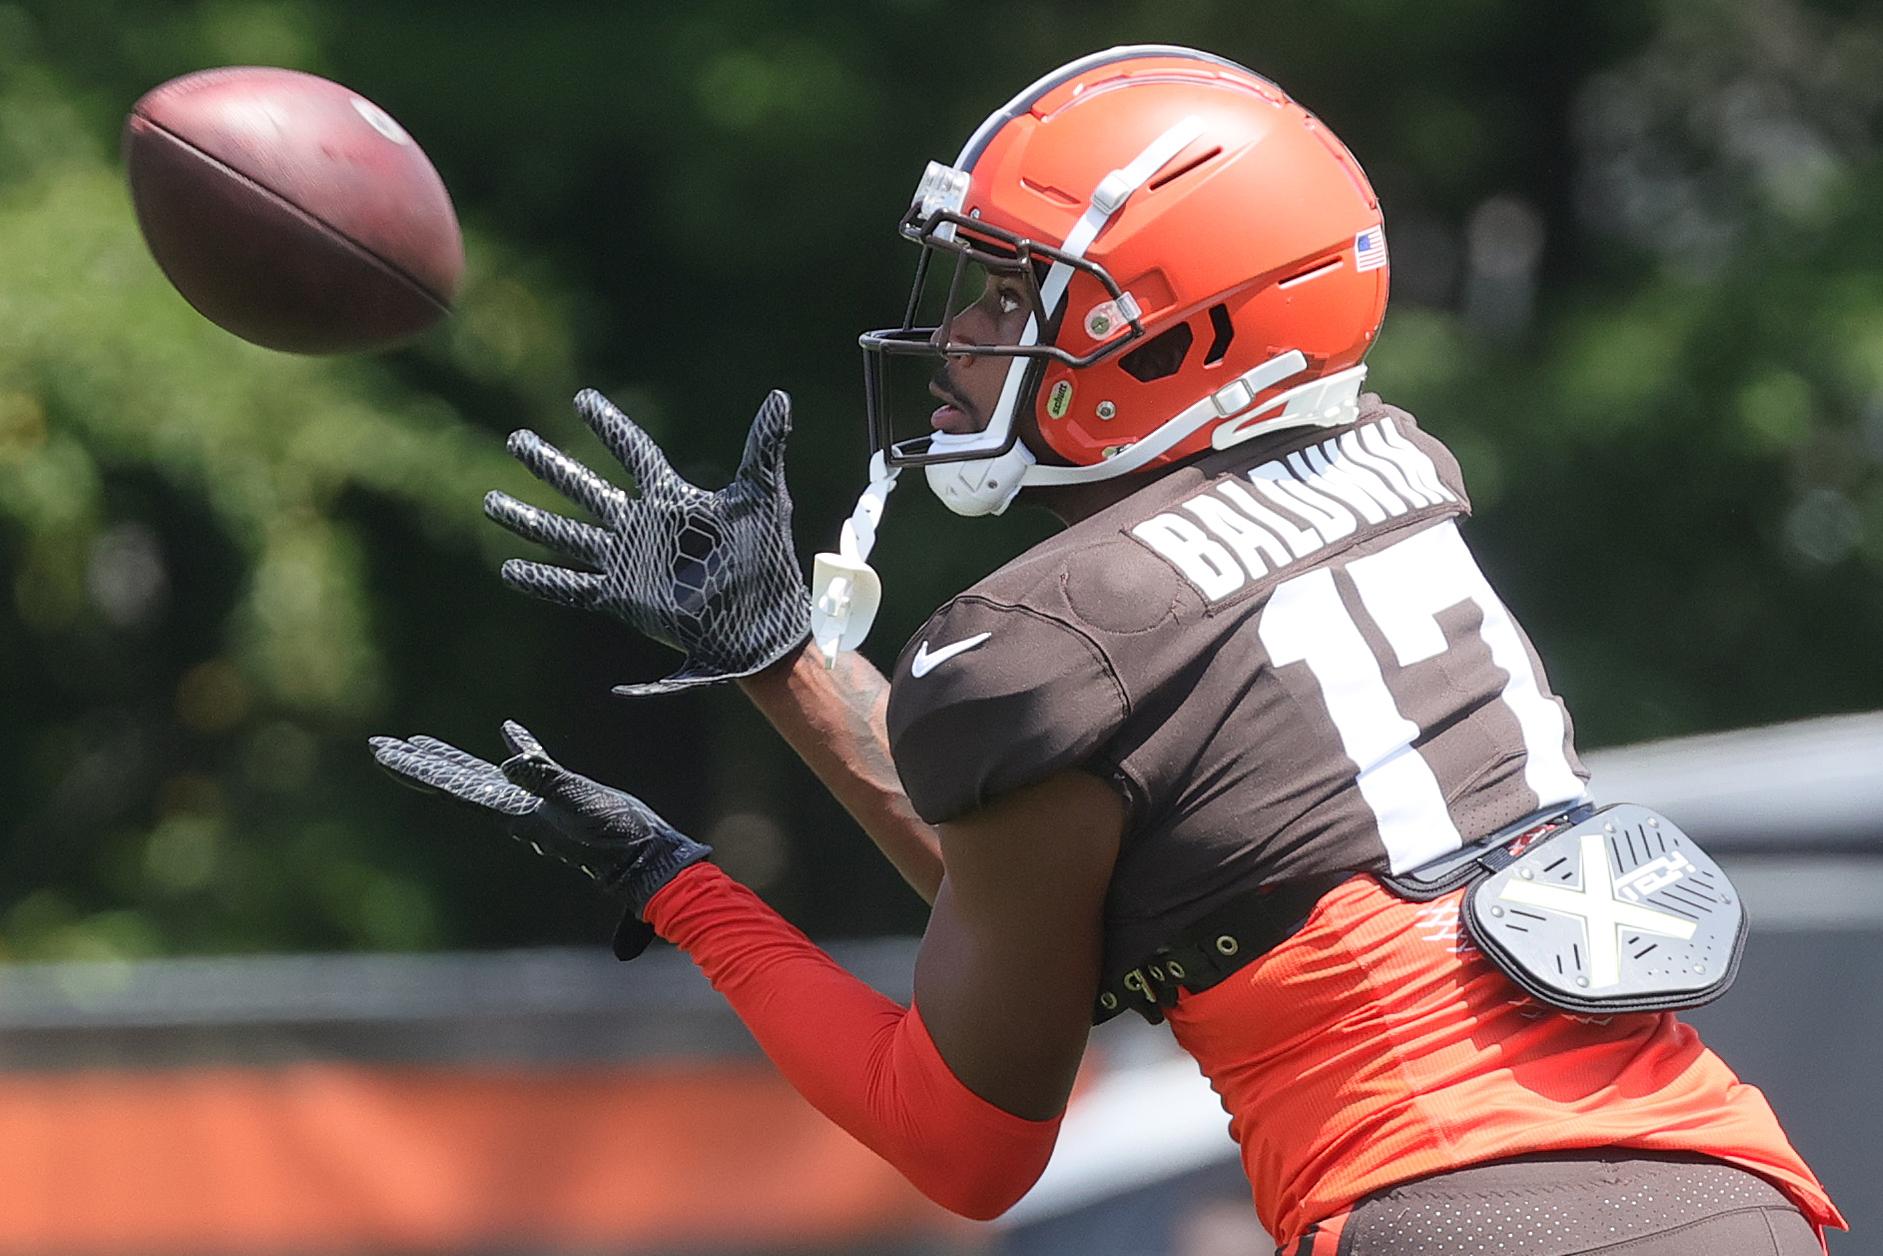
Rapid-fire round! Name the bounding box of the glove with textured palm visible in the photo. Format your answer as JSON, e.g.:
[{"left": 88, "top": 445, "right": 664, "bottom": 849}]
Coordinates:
[
  {"left": 486, "top": 389, "right": 810, "bottom": 696},
  {"left": 368, "top": 720, "right": 711, "bottom": 959}
]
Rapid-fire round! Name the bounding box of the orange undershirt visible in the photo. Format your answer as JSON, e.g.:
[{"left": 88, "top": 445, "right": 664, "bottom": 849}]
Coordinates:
[{"left": 1167, "top": 876, "right": 1844, "bottom": 1248}]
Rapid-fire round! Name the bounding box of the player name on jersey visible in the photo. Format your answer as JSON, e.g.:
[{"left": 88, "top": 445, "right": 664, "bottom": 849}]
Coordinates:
[{"left": 1129, "top": 418, "right": 1461, "bottom": 600}]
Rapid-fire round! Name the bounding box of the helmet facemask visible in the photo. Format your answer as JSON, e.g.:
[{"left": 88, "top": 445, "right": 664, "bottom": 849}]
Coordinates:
[{"left": 860, "top": 172, "right": 1149, "bottom": 480}]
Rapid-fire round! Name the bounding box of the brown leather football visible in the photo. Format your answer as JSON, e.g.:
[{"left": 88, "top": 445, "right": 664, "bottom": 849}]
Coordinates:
[{"left": 124, "top": 67, "right": 463, "bottom": 355}]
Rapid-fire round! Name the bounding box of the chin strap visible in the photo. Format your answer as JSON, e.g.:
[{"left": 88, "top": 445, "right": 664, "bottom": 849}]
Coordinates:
[
  {"left": 811, "top": 453, "right": 901, "bottom": 664},
  {"left": 1209, "top": 363, "right": 1370, "bottom": 450},
  {"left": 924, "top": 430, "right": 1037, "bottom": 517},
  {"left": 1019, "top": 354, "right": 1366, "bottom": 491}
]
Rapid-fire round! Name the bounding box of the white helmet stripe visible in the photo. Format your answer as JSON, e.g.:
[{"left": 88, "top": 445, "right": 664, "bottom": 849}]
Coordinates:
[{"left": 1040, "top": 115, "right": 1207, "bottom": 316}]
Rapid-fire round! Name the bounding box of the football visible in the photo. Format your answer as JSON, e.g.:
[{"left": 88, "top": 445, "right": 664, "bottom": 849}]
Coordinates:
[{"left": 123, "top": 66, "right": 463, "bottom": 355}]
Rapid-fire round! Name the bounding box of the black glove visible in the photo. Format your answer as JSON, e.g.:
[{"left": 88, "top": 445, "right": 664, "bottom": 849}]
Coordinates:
[
  {"left": 485, "top": 389, "right": 810, "bottom": 696},
  {"left": 368, "top": 721, "right": 712, "bottom": 959}
]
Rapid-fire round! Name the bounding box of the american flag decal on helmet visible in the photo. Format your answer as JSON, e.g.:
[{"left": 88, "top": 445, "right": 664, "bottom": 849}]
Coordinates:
[{"left": 1354, "top": 226, "right": 1387, "bottom": 272}]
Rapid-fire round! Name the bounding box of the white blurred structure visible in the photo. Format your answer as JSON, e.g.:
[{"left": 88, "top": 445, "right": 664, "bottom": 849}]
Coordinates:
[{"left": 1585, "top": 710, "right": 1883, "bottom": 849}]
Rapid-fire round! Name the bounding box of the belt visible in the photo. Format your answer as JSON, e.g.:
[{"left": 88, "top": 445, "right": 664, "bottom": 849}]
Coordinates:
[{"left": 1095, "top": 874, "right": 1349, "bottom": 1024}]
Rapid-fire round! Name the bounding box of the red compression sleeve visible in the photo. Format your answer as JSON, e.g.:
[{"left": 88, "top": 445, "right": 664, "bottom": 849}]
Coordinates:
[{"left": 643, "top": 863, "right": 1061, "bottom": 1220}]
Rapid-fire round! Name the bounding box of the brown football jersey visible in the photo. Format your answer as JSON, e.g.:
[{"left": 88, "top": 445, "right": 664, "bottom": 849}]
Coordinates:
[{"left": 885, "top": 397, "right": 1589, "bottom": 986}]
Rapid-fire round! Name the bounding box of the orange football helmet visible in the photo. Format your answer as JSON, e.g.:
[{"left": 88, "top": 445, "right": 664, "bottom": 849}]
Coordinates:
[{"left": 860, "top": 45, "right": 1389, "bottom": 515}]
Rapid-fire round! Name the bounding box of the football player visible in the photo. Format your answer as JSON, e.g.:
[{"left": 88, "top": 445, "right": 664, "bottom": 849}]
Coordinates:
[{"left": 374, "top": 47, "right": 1840, "bottom": 1254}]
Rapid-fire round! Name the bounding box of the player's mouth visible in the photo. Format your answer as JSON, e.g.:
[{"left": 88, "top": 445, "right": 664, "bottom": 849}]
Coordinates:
[{"left": 928, "top": 378, "right": 981, "bottom": 434}]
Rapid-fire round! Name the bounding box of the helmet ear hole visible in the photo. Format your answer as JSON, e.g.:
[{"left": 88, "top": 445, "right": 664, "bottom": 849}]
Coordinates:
[
  {"left": 1120, "top": 322, "right": 1195, "bottom": 383},
  {"left": 1203, "top": 303, "right": 1235, "bottom": 365}
]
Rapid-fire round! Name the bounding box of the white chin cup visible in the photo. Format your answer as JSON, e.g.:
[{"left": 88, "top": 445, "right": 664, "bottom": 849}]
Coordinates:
[{"left": 923, "top": 432, "right": 1037, "bottom": 516}]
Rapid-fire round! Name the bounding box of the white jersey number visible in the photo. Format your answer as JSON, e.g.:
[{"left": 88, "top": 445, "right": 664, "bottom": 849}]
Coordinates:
[{"left": 1257, "top": 522, "right": 1584, "bottom": 873}]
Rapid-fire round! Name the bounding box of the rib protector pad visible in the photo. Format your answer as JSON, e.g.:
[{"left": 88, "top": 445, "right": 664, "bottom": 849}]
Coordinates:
[{"left": 1462, "top": 803, "right": 1747, "bottom": 1014}]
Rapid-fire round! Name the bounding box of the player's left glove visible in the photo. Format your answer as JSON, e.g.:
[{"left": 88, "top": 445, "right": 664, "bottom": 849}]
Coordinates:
[
  {"left": 368, "top": 720, "right": 712, "bottom": 959},
  {"left": 485, "top": 389, "right": 810, "bottom": 697}
]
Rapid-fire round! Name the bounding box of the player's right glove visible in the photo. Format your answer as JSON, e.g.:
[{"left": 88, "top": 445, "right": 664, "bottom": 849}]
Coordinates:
[
  {"left": 368, "top": 720, "right": 712, "bottom": 959},
  {"left": 484, "top": 389, "right": 811, "bottom": 696}
]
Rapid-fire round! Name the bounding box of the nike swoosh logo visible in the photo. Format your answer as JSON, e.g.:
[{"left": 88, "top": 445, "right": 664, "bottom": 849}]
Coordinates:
[{"left": 910, "top": 632, "right": 992, "bottom": 677}]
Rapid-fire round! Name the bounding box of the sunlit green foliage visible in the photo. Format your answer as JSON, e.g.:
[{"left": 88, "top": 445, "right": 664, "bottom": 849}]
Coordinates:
[{"left": 1367, "top": 0, "right": 1883, "bottom": 744}]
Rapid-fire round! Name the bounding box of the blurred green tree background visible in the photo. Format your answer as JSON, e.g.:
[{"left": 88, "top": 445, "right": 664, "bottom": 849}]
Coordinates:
[{"left": 0, "top": 0, "right": 1877, "bottom": 959}]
